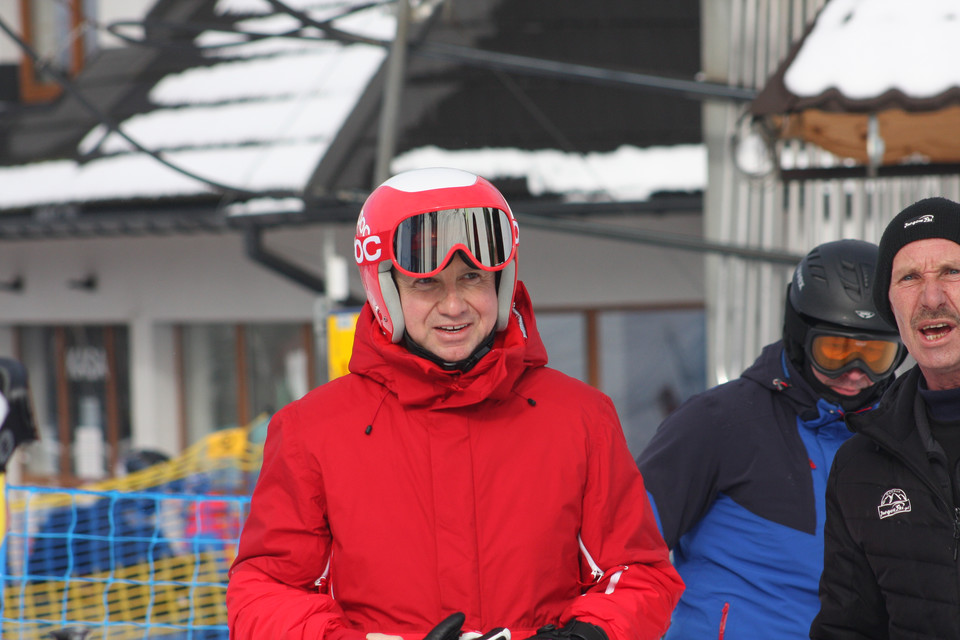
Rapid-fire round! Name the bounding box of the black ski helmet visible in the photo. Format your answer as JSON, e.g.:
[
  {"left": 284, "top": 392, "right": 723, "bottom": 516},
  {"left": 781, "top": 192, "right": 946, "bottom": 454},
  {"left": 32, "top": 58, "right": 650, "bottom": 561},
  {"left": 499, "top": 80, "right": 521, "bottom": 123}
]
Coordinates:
[{"left": 783, "top": 239, "right": 905, "bottom": 391}]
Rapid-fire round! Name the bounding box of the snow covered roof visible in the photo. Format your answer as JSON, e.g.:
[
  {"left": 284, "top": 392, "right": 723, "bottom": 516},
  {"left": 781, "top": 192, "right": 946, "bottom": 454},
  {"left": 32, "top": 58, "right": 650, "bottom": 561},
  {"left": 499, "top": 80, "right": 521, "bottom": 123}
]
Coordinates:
[
  {"left": 0, "top": 0, "right": 394, "bottom": 211},
  {"left": 391, "top": 144, "right": 705, "bottom": 204},
  {"left": 750, "top": 0, "right": 960, "bottom": 165},
  {"left": 0, "top": 0, "right": 705, "bottom": 222},
  {"left": 783, "top": 0, "right": 960, "bottom": 100}
]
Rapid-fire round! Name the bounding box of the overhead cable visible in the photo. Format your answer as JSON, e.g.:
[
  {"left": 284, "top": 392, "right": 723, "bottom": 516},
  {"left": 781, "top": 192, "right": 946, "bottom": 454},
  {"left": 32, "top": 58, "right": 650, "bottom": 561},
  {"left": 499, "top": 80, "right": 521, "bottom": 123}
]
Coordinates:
[{"left": 0, "top": 15, "right": 269, "bottom": 199}]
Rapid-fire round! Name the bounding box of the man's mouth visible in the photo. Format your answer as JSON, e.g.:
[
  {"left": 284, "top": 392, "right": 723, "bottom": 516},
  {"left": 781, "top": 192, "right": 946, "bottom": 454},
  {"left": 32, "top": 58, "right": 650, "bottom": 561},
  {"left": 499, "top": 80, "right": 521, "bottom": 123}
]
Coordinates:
[
  {"left": 920, "top": 322, "right": 952, "bottom": 341},
  {"left": 439, "top": 324, "right": 468, "bottom": 333},
  {"left": 833, "top": 385, "right": 865, "bottom": 396}
]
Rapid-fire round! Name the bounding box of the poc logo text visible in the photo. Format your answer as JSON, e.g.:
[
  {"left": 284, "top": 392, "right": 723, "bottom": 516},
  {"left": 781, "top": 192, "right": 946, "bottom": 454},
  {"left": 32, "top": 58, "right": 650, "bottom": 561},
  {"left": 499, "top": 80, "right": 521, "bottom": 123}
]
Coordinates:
[
  {"left": 355, "top": 235, "right": 382, "bottom": 263},
  {"left": 355, "top": 212, "right": 381, "bottom": 263}
]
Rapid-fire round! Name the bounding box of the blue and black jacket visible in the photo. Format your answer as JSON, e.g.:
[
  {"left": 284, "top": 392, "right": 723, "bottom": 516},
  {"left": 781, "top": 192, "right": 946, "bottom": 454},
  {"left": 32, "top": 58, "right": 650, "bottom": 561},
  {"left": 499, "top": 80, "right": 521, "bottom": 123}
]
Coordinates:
[{"left": 636, "top": 341, "right": 863, "bottom": 640}]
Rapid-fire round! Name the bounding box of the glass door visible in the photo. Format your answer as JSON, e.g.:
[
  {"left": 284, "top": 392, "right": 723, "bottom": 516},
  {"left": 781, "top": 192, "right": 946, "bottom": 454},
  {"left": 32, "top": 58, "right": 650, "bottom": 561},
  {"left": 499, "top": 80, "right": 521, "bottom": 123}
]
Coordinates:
[{"left": 18, "top": 325, "right": 130, "bottom": 485}]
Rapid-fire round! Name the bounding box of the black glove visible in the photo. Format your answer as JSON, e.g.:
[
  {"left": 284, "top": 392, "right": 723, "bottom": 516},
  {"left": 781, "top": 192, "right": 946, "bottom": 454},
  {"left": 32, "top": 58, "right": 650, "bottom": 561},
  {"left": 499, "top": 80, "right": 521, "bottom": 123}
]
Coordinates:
[
  {"left": 527, "top": 621, "right": 607, "bottom": 640},
  {"left": 0, "top": 357, "right": 38, "bottom": 473},
  {"left": 423, "top": 613, "right": 512, "bottom": 640},
  {"left": 424, "top": 612, "right": 467, "bottom": 640},
  {"left": 47, "top": 626, "right": 91, "bottom": 640}
]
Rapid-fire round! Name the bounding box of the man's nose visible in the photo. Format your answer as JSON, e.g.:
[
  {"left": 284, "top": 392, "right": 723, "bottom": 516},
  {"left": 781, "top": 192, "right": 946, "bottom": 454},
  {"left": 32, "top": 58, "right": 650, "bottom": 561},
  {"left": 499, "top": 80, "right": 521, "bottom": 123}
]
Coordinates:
[
  {"left": 438, "top": 286, "right": 468, "bottom": 313},
  {"left": 919, "top": 277, "right": 949, "bottom": 308},
  {"left": 844, "top": 368, "right": 870, "bottom": 383}
]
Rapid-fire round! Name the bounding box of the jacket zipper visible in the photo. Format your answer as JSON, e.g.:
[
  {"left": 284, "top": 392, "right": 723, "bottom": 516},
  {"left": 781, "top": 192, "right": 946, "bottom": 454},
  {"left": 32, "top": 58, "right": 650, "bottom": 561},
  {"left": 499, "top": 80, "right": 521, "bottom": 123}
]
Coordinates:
[
  {"left": 954, "top": 508, "right": 960, "bottom": 561},
  {"left": 577, "top": 534, "right": 628, "bottom": 594},
  {"left": 315, "top": 553, "right": 332, "bottom": 595},
  {"left": 873, "top": 433, "right": 960, "bottom": 572},
  {"left": 868, "top": 430, "right": 958, "bottom": 525},
  {"left": 853, "top": 379, "right": 960, "bottom": 594},
  {"left": 578, "top": 534, "right": 604, "bottom": 583}
]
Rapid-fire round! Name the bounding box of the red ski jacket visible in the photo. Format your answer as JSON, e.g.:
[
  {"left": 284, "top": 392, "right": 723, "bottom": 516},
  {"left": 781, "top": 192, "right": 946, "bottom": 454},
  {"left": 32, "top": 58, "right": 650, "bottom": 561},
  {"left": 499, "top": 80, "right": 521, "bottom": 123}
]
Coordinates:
[{"left": 227, "top": 282, "right": 682, "bottom": 640}]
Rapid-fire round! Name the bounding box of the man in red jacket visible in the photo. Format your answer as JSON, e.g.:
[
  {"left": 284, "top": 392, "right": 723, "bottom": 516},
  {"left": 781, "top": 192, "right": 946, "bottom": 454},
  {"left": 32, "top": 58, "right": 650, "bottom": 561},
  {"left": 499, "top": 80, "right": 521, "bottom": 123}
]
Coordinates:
[{"left": 227, "top": 168, "right": 683, "bottom": 640}]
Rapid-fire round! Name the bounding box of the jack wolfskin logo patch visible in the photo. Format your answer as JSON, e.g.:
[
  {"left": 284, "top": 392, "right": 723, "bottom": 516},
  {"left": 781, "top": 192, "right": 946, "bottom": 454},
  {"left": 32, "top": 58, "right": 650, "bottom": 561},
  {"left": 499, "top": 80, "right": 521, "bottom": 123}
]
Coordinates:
[{"left": 878, "top": 488, "right": 911, "bottom": 519}]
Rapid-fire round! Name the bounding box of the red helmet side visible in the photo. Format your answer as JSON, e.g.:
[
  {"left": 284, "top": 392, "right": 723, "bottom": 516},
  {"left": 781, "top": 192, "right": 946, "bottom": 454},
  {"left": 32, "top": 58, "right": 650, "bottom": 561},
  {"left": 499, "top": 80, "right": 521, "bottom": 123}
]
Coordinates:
[{"left": 355, "top": 168, "right": 519, "bottom": 343}]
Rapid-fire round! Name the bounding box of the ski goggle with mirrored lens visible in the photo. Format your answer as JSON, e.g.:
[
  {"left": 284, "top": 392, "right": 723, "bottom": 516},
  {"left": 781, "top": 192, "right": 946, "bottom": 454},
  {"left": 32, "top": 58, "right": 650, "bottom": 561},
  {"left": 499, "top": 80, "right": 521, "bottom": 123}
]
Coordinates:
[
  {"left": 391, "top": 207, "right": 517, "bottom": 277},
  {"left": 805, "top": 330, "right": 903, "bottom": 382}
]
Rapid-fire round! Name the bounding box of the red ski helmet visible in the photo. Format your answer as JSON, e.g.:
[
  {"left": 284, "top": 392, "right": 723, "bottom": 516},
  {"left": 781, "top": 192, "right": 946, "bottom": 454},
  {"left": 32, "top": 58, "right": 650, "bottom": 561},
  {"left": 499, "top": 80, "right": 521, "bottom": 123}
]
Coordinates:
[{"left": 355, "top": 168, "right": 520, "bottom": 343}]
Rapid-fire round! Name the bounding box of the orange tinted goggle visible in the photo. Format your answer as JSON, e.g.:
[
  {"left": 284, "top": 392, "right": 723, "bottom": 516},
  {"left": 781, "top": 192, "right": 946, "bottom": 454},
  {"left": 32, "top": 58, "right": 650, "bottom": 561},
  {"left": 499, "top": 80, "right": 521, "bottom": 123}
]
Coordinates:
[{"left": 807, "top": 332, "right": 901, "bottom": 380}]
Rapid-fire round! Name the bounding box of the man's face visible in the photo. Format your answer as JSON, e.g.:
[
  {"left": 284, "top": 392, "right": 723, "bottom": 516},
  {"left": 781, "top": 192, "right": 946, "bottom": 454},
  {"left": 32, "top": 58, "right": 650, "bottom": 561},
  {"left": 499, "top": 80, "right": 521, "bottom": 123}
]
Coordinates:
[
  {"left": 395, "top": 254, "right": 499, "bottom": 364},
  {"left": 889, "top": 238, "right": 960, "bottom": 390},
  {"left": 809, "top": 366, "right": 875, "bottom": 396}
]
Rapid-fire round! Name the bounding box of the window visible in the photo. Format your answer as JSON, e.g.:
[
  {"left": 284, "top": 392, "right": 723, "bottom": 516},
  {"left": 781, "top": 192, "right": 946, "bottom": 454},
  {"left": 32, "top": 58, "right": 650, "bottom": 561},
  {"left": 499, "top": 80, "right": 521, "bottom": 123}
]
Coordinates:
[
  {"left": 535, "top": 312, "right": 587, "bottom": 380},
  {"left": 244, "top": 324, "right": 313, "bottom": 419},
  {"left": 18, "top": 325, "right": 131, "bottom": 485},
  {"left": 598, "top": 308, "right": 706, "bottom": 456},
  {"left": 180, "top": 325, "right": 240, "bottom": 446},
  {"left": 19, "top": 0, "right": 97, "bottom": 102},
  {"left": 538, "top": 306, "right": 706, "bottom": 458},
  {"left": 178, "top": 323, "right": 318, "bottom": 447}
]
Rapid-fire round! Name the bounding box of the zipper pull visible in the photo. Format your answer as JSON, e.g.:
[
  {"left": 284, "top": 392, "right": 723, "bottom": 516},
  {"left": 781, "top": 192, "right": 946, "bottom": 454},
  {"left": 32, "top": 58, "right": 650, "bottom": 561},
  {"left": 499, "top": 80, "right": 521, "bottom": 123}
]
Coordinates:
[{"left": 718, "top": 602, "right": 729, "bottom": 640}]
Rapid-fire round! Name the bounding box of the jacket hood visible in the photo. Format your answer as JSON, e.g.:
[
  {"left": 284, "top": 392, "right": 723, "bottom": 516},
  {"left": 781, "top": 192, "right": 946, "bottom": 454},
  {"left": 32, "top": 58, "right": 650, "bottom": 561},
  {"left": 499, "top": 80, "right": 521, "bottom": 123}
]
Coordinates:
[
  {"left": 739, "top": 341, "right": 825, "bottom": 414},
  {"left": 348, "top": 280, "right": 548, "bottom": 407}
]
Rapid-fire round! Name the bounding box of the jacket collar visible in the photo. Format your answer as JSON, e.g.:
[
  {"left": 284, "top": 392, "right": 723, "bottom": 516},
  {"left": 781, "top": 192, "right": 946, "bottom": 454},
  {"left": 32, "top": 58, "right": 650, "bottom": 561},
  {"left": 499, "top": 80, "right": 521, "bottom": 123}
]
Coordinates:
[
  {"left": 847, "top": 366, "right": 923, "bottom": 444},
  {"left": 845, "top": 365, "right": 949, "bottom": 471},
  {"left": 740, "top": 341, "right": 831, "bottom": 414},
  {"left": 348, "top": 281, "right": 548, "bottom": 408}
]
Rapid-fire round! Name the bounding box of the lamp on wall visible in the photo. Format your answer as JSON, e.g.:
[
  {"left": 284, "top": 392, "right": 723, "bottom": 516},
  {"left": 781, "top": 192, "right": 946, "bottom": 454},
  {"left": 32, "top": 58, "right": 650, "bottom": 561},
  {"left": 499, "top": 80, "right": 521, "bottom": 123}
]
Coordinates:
[
  {"left": 68, "top": 274, "right": 97, "bottom": 291},
  {"left": 731, "top": 107, "right": 778, "bottom": 181},
  {"left": 0, "top": 275, "right": 23, "bottom": 292}
]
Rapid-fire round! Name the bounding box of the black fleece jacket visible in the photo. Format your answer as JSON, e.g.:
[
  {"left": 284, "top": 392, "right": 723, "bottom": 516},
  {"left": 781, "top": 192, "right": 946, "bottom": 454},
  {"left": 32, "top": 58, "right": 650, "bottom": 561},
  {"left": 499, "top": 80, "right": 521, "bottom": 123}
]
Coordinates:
[{"left": 811, "top": 365, "right": 960, "bottom": 640}]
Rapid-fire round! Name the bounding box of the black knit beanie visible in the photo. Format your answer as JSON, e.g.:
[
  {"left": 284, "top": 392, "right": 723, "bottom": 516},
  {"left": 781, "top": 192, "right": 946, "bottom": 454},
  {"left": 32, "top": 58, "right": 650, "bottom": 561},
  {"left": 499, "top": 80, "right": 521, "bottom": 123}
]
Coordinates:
[{"left": 874, "top": 197, "right": 960, "bottom": 327}]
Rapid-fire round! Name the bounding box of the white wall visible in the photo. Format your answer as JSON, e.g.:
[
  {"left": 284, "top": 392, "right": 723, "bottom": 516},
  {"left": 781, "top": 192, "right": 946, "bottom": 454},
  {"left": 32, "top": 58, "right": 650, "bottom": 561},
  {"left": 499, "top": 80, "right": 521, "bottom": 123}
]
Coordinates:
[
  {"left": 519, "top": 212, "right": 704, "bottom": 308},
  {"left": 0, "top": 213, "right": 704, "bottom": 453},
  {"left": 1, "top": 231, "right": 320, "bottom": 324},
  {"left": 0, "top": 215, "right": 704, "bottom": 323}
]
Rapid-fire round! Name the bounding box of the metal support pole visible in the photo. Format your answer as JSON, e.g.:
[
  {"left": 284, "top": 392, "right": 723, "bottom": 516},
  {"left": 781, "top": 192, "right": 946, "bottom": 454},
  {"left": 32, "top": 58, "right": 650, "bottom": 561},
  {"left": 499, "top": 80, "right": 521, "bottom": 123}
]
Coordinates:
[{"left": 374, "top": 0, "right": 411, "bottom": 185}]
